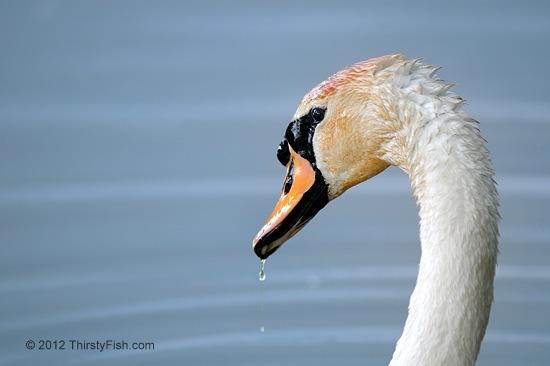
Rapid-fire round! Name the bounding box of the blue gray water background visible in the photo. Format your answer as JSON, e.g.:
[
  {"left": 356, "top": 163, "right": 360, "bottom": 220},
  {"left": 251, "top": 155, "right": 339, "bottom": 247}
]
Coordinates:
[{"left": 1, "top": 1, "right": 549, "bottom": 365}]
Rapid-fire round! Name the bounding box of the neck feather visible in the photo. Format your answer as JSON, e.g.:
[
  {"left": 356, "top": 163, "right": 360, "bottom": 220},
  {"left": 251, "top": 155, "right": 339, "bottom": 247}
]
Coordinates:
[{"left": 387, "top": 91, "right": 500, "bottom": 365}]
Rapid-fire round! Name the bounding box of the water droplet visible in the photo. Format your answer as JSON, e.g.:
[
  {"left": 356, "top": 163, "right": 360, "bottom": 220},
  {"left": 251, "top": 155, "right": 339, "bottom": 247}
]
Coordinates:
[
  {"left": 259, "top": 259, "right": 267, "bottom": 333},
  {"left": 259, "top": 259, "right": 266, "bottom": 281}
]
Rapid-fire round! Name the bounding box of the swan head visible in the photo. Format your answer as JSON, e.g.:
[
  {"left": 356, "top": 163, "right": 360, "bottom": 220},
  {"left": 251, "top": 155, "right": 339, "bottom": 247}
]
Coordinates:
[{"left": 253, "top": 54, "right": 405, "bottom": 259}]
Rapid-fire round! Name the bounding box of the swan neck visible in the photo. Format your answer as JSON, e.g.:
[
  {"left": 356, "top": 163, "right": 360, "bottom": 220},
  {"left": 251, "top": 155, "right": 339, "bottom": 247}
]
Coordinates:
[{"left": 389, "top": 108, "right": 500, "bottom": 366}]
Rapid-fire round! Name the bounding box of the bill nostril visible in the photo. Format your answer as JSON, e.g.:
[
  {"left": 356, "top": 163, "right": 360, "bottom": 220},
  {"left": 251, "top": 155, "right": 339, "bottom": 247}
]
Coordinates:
[{"left": 283, "top": 162, "right": 294, "bottom": 195}]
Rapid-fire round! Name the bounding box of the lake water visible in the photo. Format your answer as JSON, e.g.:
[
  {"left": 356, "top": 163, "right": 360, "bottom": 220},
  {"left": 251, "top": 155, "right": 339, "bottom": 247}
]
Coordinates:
[{"left": 1, "top": 1, "right": 549, "bottom": 365}]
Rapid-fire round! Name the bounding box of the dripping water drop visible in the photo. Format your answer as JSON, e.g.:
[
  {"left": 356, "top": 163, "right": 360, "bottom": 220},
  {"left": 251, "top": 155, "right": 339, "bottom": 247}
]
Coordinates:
[
  {"left": 259, "top": 259, "right": 266, "bottom": 332},
  {"left": 259, "top": 259, "right": 266, "bottom": 281}
]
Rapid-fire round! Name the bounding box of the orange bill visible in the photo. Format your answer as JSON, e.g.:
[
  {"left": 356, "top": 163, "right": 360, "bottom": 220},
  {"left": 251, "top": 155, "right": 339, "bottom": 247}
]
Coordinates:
[{"left": 253, "top": 146, "right": 328, "bottom": 259}]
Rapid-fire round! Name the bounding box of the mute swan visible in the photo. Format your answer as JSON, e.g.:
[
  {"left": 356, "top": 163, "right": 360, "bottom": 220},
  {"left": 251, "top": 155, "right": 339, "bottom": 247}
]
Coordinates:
[{"left": 252, "top": 54, "right": 499, "bottom": 365}]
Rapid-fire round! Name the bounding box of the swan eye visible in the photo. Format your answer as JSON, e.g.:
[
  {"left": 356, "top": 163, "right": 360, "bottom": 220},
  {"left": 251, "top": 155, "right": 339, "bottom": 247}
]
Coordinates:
[{"left": 310, "top": 107, "right": 326, "bottom": 124}]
